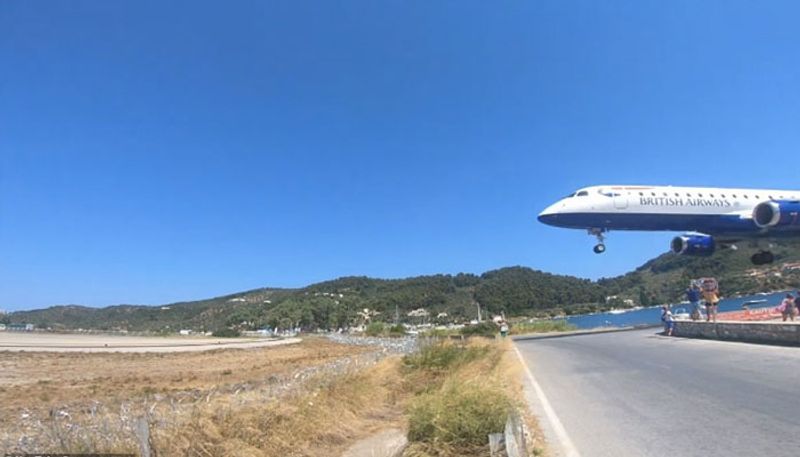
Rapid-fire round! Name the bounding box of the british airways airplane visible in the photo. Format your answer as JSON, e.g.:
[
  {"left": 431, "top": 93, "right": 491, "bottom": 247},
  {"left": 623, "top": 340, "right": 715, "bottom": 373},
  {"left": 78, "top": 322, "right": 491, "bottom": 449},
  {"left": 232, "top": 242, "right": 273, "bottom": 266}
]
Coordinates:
[{"left": 538, "top": 185, "right": 800, "bottom": 265}]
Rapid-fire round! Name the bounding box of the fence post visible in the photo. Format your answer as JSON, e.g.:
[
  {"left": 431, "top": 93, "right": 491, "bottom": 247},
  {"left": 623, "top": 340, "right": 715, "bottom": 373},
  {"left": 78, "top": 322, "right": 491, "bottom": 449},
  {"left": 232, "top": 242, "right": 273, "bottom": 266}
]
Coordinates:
[
  {"left": 504, "top": 411, "right": 528, "bottom": 457},
  {"left": 135, "top": 415, "right": 153, "bottom": 457}
]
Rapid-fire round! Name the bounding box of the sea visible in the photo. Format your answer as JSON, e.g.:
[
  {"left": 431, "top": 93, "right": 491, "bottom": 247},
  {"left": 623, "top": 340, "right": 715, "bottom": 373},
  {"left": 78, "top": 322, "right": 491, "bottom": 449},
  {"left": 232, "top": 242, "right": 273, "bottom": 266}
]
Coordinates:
[{"left": 561, "top": 291, "right": 792, "bottom": 329}]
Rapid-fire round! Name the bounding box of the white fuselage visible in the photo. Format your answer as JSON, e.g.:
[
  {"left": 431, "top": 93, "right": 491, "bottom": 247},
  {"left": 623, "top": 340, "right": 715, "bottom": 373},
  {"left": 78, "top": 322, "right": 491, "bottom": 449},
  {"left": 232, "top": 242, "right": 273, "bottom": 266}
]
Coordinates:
[{"left": 538, "top": 185, "right": 800, "bottom": 237}]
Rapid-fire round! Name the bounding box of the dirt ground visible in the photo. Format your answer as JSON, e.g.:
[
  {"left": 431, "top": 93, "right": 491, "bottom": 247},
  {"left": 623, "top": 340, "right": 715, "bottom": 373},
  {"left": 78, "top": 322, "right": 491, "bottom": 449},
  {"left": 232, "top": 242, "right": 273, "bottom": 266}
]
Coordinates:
[
  {"left": 0, "top": 336, "right": 371, "bottom": 428},
  {"left": 0, "top": 331, "right": 301, "bottom": 352}
]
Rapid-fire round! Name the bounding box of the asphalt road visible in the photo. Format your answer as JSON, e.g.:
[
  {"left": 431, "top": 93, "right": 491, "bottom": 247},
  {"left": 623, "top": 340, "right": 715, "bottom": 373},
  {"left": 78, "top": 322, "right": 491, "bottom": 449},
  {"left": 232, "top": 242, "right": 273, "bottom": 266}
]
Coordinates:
[{"left": 515, "top": 329, "right": 800, "bottom": 457}]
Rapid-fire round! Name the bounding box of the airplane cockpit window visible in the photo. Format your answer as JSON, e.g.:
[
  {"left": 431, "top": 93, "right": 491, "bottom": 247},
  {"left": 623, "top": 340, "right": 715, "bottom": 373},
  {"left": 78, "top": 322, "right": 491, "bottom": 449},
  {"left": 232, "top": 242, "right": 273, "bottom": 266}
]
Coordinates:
[
  {"left": 564, "top": 192, "right": 576, "bottom": 198},
  {"left": 576, "top": 191, "right": 589, "bottom": 197}
]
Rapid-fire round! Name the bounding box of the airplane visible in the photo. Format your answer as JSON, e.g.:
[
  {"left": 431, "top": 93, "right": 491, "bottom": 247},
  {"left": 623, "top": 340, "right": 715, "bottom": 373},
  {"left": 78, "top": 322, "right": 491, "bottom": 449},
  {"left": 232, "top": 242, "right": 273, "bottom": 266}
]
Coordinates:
[{"left": 537, "top": 185, "right": 800, "bottom": 265}]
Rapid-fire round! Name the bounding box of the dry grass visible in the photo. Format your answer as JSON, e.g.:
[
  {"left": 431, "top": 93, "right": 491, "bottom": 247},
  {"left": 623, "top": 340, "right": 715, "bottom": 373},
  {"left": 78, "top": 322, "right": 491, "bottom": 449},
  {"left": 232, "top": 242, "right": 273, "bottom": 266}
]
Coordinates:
[
  {"left": 0, "top": 337, "right": 369, "bottom": 427},
  {"left": 0, "top": 337, "right": 384, "bottom": 455},
  {"left": 1, "top": 336, "right": 546, "bottom": 457},
  {"left": 156, "top": 357, "right": 406, "bottom": 457},
  {"left": 402, "top": 339, "right": 546, "bottom": 457}
]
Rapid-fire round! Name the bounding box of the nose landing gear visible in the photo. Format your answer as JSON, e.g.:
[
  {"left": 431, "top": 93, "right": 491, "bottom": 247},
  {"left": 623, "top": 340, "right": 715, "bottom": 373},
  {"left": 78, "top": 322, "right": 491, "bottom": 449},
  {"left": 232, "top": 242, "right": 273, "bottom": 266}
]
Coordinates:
[{"left": 589, "top": 228, "right": 607, "bottom": 254}]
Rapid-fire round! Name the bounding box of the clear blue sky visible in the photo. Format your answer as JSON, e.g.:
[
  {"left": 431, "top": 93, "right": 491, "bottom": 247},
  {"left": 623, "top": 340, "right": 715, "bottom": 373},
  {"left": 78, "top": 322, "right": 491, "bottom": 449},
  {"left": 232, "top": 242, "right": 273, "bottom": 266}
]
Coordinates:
[{"left": 3, "top": 1, "right": 800, "bottom": 310}]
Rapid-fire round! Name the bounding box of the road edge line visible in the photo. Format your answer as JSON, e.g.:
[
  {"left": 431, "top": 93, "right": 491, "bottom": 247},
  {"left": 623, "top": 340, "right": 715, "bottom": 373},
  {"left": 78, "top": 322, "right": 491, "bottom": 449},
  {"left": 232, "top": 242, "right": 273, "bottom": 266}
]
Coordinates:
[{"left": 513, "top": 344, "right": 581, "bottom": 457}]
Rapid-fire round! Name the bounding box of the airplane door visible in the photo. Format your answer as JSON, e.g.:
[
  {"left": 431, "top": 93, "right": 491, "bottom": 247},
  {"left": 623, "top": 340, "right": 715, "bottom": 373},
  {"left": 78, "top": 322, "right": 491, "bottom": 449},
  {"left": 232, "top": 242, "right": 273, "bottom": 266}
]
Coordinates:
[{"left": 614, "top": 193, "right": 628, "bottom": 209}]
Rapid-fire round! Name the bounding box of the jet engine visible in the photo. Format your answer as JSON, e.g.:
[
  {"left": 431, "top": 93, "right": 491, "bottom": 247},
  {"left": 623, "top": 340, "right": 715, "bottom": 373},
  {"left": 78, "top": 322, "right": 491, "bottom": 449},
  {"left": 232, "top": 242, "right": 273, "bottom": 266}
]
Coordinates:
[
  {"left": 753, "top": 200, "right": 800, "bottom": 229},
  {"left": 670, "top": 234, "right": 715, "bottom": 256}
]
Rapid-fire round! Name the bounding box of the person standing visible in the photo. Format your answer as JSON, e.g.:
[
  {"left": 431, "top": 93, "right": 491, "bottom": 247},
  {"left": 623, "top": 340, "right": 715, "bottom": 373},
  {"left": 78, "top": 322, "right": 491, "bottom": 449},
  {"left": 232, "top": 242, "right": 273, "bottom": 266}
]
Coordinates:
[
  {"left": 687, "top": 283, "right": 702, "bottom": 321},
  {"left": 780, "top": 294, "right": 796, "bottom": 322},
  {"left": 661, "top": 305, "right": 675, "bottom": 336},
  {"left": 702, "top": 285, "right": 720, "bottom": 323}
]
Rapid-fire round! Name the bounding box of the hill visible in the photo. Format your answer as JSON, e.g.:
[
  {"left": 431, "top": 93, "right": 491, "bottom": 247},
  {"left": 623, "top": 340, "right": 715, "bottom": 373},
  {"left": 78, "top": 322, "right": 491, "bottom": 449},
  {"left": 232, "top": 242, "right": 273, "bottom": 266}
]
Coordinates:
[{"left": 7, "top": 240, "right": 800, "bottom": 332}]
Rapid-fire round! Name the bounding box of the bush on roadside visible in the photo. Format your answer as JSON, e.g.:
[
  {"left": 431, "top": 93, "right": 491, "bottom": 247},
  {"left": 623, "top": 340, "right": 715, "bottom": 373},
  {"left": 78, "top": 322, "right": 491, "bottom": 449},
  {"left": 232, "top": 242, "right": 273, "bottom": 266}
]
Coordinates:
[
  {"left": 460, "top": 321, "right": 497, "bottom": 337},
  {"left": 364, "top": 322, "right": 407, "bottom": 337},
  {"left": 403, "top": 343, "right": 490, "bottom": 373},
  {"left": 211, "top": 328, "right": 240, "bottom": 338},
  {"left": 364, "top": 322, "right": 385, "bottom": 337},
  {"left": 510, "top": 319, "right": 576, "bottom": 335},
  {"left": 407, "top": 380, "right": 511, "bottom": 450}
]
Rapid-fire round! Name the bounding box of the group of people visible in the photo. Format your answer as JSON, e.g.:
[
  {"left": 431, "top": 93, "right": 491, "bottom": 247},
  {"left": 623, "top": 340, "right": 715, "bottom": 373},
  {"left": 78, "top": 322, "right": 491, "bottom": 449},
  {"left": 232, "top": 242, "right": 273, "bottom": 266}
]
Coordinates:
[
  {"left": 662, "top": 278, "right": 721, "bottom": 336},
  {"left": 660, "top": 278, "right": 800, "bottom": 336},
  {"left": 686, "top": 279, "right": 720, "bottom": 322}
]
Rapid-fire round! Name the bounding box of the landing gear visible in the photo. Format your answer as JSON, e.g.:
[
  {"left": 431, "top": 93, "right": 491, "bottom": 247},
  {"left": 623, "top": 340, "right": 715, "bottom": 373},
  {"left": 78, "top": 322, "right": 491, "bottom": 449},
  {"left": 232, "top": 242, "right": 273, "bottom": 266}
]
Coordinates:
[
  {"left": 589, "top": 228, "right": 607, "bottom": 254},
  {"left": 750, "top": 251, "right": 775, "bottom": 265}
]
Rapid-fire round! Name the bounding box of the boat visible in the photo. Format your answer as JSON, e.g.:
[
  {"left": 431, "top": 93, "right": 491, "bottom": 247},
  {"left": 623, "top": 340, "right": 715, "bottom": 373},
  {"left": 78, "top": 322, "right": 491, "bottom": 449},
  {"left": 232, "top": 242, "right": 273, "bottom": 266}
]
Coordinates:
[
  {"left": 672, "top": 307, "right": 692, "bottom": 320},
  {"left": 742, "top": 299, "right": 768, "bottom": 307}
]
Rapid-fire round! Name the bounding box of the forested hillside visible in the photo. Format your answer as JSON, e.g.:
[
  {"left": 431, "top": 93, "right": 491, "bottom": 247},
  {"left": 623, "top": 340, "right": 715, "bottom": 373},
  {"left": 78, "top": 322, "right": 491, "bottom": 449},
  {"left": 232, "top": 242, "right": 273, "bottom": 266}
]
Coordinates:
[{"left": 8, "top": 239, "right": 800, "bottom": 332}]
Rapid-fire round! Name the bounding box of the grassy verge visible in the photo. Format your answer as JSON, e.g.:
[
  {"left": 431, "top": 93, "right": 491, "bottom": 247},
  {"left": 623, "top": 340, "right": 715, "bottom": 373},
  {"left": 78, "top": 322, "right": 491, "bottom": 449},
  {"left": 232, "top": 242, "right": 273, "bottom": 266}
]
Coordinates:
[
  {"left": 510, "top": 319, "right": 577, "bottom": 335},
  {"left": 154, "top": 358, "right": 404, "bottom": 456},
  {"left": 401, "top": 340, "right": 541, "bottom": 457}
]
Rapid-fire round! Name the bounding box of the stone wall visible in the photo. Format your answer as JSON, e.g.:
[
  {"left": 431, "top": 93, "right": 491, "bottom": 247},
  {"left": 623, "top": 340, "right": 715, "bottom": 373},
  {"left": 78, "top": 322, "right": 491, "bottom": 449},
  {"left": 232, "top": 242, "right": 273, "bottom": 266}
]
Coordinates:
[{"left": 673, "top": 320, "right": 800, "bottom": 345}]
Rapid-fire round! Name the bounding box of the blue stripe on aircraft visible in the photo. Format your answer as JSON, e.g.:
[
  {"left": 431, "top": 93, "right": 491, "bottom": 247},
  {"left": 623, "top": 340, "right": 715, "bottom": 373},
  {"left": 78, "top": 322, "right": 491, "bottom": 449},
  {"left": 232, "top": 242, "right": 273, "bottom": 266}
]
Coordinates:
[{"left": 537, "top": 212, "right": 756, "bottom": 235}]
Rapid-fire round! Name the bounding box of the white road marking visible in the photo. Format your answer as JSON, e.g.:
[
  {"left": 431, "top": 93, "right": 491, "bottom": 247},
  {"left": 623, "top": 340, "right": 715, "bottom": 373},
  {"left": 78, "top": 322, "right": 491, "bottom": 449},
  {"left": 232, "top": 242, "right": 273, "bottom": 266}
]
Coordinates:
[{"left": 514, "top": 344, "right": 581, "bottom": 457}]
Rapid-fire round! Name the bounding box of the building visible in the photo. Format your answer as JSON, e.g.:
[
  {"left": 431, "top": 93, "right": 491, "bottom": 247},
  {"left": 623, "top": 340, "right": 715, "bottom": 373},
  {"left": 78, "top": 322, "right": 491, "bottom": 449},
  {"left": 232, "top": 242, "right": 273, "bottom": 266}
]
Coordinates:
[{"left": 7, "top": 323, "right": 34, "bottom": 332}]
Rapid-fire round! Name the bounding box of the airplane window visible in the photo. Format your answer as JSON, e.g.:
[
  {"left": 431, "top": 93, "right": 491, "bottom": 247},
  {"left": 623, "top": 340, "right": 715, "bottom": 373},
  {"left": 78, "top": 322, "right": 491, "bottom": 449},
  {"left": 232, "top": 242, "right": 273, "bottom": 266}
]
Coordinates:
[
  {"left": 686, "top": 193, "right": 691, "bottom": 197},
  {"left": 576, "top": 191, "right": 588, "bottom": 197},
  {"left": 674, "top": 193, "right": 679, "bottom": 197},
  {"left": 698, "top": 193, "right": 703, "bottom": 197},
  {"left": 732, "top": 194, "right": 737, "bottom": 198},
  {"left": 709, "top": 194, "right": 715, "bottom": 198},
  {"left": 755, "top": 195, "right": 760, "bottom": 199},
  {"left": 744, "top": 195, "right": 749, "bottom": 199},
  {"left": 639, "top": 192, "right": 643, "bottom": 196},
  {"left": 651, "top": 192, "right": 656, "bottom": 196},
  {"left": 720, "top": 194, "right": 725, "bottom": 198},
  {"left": 662, "top": 192, "right": 667, "bottom": 196}
]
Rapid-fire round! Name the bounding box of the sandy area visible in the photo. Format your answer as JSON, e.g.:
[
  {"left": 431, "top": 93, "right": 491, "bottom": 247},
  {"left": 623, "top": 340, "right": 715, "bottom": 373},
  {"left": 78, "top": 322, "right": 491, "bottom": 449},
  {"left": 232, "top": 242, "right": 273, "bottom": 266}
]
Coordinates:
[{"left": 0, "top": 331, "right": 300, "bottom": 352}]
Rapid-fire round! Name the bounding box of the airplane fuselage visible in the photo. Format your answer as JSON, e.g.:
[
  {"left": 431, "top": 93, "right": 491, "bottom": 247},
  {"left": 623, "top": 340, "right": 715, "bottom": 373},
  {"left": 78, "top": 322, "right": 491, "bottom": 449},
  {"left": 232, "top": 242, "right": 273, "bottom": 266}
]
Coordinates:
[{"left": 538, "top": 185, "right": 800, "bottom": 237}]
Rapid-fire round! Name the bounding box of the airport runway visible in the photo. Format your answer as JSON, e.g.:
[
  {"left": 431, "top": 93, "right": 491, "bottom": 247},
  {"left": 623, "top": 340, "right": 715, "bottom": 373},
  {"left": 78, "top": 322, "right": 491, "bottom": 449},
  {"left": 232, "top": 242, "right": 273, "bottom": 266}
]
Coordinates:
[
  {"left": 0, "top": 332, "right": 301, "bottom": 352},
  {"left": 515, "top": 329, "right": 800, "bottom": 457}
]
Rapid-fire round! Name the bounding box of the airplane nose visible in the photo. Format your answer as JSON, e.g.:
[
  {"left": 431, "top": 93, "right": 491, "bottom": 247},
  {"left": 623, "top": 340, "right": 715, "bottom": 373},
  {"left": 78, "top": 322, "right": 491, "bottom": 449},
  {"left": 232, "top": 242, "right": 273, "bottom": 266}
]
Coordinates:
[
  {"left": 537, "top": 212, "right": 557, "bottom": 225},
  {"left": 538, "top": 204, "right": 560, "bottom": 226}
]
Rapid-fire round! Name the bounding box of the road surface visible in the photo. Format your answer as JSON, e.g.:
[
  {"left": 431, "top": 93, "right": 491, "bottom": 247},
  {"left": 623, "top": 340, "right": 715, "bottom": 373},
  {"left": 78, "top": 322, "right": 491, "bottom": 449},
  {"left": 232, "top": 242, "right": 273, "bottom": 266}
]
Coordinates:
[
  {"left": 0, "top": 331, "right": 301, "bottom": 352},
  {"left": 515, "top": 329, "right": 800, "bottom": 457}
]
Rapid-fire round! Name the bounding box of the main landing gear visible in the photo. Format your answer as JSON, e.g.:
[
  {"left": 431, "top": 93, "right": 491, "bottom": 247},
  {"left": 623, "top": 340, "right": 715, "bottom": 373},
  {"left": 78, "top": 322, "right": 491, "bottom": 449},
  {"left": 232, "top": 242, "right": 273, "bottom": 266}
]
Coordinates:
[{"left": 589, "top": 228, "right": 606, "bottom": 254}]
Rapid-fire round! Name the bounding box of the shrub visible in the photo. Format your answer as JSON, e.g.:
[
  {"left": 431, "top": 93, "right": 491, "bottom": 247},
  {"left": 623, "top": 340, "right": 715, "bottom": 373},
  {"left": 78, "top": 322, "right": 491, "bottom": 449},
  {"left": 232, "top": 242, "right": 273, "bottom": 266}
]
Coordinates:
[
  {"left": 403, "top": 343, "right": 489, "bottom": 373},
  {"left": 365, "top": 322, "right": 407, "bottom": 337},
  {"left": 211, "top": 328, "right": 240, "bottom": 338},
  {"left": 460, "top": 321, "right": 497, "bottom": 337},
  {"left": 510, "top": 319, "right": 576, "bottom": 335},
  {"left": 364, "top": 322, "right": 385, "bottom": 337},
  {"left": 408, "top": 381, "right": 511, "bottom": 448}
]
